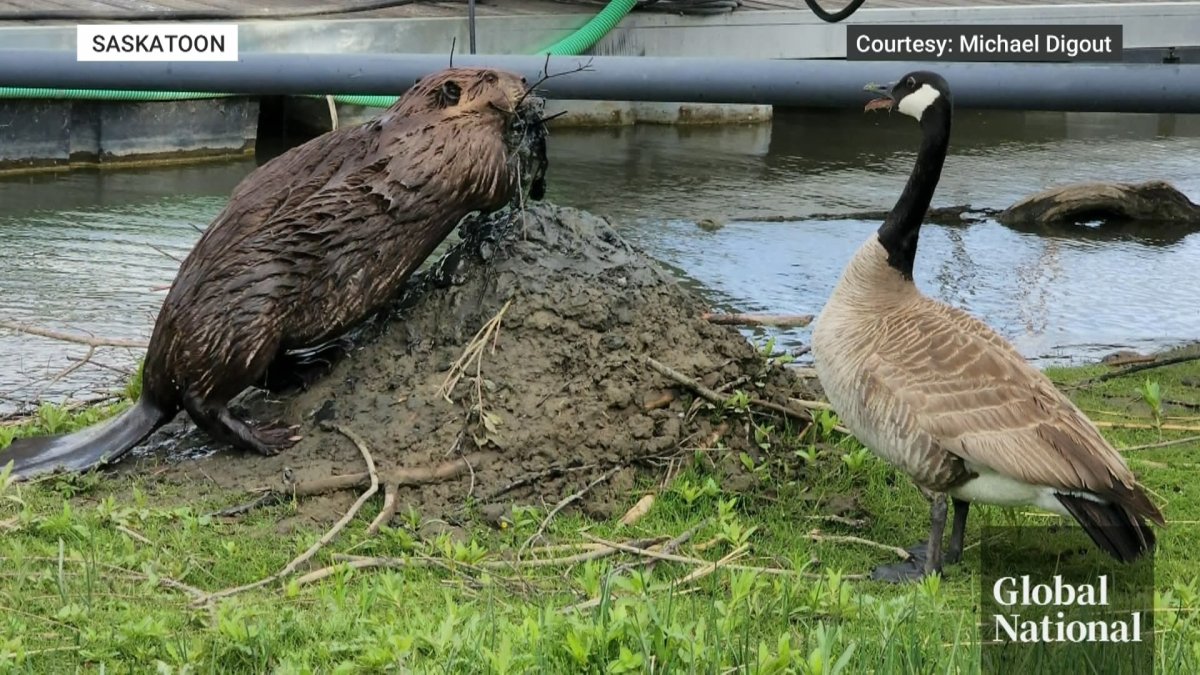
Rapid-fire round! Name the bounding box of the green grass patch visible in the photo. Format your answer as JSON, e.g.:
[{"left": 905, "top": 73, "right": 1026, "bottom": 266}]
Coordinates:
[{"left": 2, "top": 356, "right": 1199, "bottom": 673}]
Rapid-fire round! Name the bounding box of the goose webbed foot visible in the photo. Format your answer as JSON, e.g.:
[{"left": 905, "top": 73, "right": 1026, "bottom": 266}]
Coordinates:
[
  {"left": 871, "top": 493, "right": 949, "bottom": 583},
  {"left": 870, "top": 541, "right": 939, "bottom": 582}
]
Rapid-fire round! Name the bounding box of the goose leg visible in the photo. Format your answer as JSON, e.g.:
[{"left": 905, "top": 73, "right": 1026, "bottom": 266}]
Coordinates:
[
  {"left": 945, "top": 498, "right": 970, "bottom": 565},
  {"left": 924, "top": 494, "right": 948, "bottom": 576},
  {"left": 870, "top": 493, "right": 948, "bottom": 582}
]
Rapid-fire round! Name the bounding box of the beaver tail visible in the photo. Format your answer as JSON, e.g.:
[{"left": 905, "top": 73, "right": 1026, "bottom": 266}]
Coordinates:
[{"left": 0, "top": 398, "right": 171, "bottom": 481}]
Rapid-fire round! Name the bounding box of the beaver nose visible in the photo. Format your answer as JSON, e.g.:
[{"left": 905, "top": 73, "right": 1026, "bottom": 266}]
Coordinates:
[{"left": 520, "top": 77, "right": 527, "bottom": 85}]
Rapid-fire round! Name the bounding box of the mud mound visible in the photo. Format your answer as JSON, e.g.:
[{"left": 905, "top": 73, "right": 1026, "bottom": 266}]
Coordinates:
[{"left": 135, "top": 203, "right": 817, "bottom": 526}]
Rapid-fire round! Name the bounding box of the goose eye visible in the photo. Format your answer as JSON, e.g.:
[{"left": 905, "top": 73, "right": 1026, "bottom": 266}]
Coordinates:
[
  {"left": 907, "top": 76, "right": 916, "bottom": 88},
  {"left": 440, "top": 81, "right": 462, "bottom": 107}
]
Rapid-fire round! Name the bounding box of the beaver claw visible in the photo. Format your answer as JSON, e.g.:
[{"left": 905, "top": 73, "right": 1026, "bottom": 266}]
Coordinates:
[{"left": 250, "top": 423, "right": 302, "bottom": 456}]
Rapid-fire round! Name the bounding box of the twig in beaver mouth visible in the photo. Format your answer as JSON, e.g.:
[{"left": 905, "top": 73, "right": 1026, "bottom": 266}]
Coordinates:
[{"left": 516, "top": 54, "right": 595, "bottom": 110}]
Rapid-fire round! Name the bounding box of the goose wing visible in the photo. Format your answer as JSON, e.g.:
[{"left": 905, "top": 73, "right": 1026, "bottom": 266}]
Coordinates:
[{"left": 863, "top": 300, "right": 1161, "bottom": 521}]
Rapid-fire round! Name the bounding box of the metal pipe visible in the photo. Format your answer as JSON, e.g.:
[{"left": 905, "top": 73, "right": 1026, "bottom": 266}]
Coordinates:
[
  {"left": 468, "top": 0, "right": 477, "bottom": 55},
  {"left": 1, "top": 50, "right": 1198, "bottom": 113}
]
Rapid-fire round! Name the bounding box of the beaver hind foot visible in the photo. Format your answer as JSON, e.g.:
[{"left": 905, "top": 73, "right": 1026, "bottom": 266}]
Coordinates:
[{"left": 182, "top": 394, "right": 298, "bottom": 457}]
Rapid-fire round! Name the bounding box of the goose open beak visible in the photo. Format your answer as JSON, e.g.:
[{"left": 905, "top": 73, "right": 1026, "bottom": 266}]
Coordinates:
[{"left": 863, "top": 81, "right": 895, "bottom": 112}]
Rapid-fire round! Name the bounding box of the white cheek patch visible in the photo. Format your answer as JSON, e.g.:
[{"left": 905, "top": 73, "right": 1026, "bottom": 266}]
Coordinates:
[{"left": 898, "top": 83, "right": 941, "bottom": 121}]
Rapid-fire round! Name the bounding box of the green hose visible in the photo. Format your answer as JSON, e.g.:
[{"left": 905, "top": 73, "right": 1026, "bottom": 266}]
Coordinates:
[
  {"left": 541, "top": 0, "right": 637, "bottom": 56},
  {"left": 0, "top": 87, "right": 227, "bottom": 100},
  {"left": 0, "top": 0, "right": 639, "bottom": 109},
  {"left": 326, "top": 94, "right": 402, "bottom": 108}
]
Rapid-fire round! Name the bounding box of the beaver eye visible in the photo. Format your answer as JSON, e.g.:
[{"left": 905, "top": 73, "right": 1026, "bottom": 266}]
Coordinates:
[
  {"left": 439, "top": 81, "right": 462, "bottom": 107},
  {"left": 484, "top": 71, "right": 499, "bottom": 84}
]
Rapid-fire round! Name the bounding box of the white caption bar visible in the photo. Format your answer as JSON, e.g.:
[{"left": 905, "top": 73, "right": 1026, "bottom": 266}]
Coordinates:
[{"left": 77, "top": 24, "right": 239, "bottom": 62}]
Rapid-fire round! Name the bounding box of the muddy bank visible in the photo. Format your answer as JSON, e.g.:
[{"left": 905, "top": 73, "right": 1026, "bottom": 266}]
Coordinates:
[{"left": 131, "top": 202, "right": 819, "bottom": 527}]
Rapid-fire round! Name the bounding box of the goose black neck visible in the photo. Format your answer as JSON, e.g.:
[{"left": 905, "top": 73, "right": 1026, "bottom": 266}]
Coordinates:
[{"left": 876, "top": 104, "right": 951, "bottom": 280}]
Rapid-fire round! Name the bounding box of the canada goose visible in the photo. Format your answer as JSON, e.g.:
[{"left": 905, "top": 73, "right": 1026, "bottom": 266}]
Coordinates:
[{"left": 809, "top": 71, "right": 1165, "bottom": 582}]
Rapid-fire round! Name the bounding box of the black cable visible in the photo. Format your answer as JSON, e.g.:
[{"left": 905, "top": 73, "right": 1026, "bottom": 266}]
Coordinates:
[
  {"left": 636, "top": 0, "right": 865, "bottom": 19},
  {"left": 636, "top": 0, "right": 742, "bottom": 15},
  {"left": 0, "top": 0, "right": 416, "bottom": 22},
  {"left": 0, "top": 0, "right": 867, "bottom": 31},
  {"left": 802, "top": 0, "right": 867, "bottom": 23}
]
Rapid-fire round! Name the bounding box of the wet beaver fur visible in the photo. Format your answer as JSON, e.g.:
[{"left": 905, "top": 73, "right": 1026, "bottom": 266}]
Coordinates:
[{"left": 1, "top": 67, "right": 549, "bottom": 479}]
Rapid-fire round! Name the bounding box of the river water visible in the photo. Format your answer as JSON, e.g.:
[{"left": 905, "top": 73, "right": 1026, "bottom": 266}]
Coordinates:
[{"left": 1, "top": 109, "right": 1198, "bottom": 409}]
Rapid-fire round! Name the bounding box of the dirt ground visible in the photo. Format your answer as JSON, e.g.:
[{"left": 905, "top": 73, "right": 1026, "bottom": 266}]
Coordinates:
[{"left": 126, "top": 202, "right": 819, "bottom": 530}]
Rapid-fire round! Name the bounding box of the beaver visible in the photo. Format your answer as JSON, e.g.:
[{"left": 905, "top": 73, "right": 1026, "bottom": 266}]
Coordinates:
[{"left": 1, "top": 67, "right": 549, "bottom": 479}]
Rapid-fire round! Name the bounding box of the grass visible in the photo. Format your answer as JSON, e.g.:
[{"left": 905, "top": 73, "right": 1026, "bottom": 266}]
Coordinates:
[{"left": 1, "top": 355, "right": 1199, "bottom": 673}]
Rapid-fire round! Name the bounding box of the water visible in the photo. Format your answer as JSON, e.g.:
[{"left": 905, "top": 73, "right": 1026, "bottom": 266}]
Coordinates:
[{"left": 2, "top": 109, "right": 1199, "bottom": 409}]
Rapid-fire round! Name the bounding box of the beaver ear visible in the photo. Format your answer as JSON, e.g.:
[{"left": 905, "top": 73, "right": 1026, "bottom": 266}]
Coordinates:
[{"left": 439, "top": 81, "right": 462, "bottom": 107}]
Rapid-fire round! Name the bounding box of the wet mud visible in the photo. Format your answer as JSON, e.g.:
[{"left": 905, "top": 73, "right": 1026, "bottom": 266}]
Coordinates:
[{"left": 127, "top": 202, "right": 819, "bottom": 527}]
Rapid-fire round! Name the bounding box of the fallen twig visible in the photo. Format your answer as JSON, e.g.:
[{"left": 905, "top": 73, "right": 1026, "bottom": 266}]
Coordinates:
[
  {"left": 1165, "top": 398, "right": 1200, "bottom": 411},
  {"left": 525, "top": 542, "right": 608, "bottom": 555},
  {"left": 211, "top": 453, "right": 491, "bottom": 519},
  {"left": 643, "top": 356, "right": 836, "bottom": 430},
  {"left": 115, "top": 525, "right": 153, "bottom": 546},
  {"left": 26, "top": 346, "right": 97, "bottom": 403},
  {"left": 146, "top": 242, "right": 182, "bottom": 263},
  {"left": 521, "top": 466, "right": 623, "bottom": 554},
  {"left": 509, "top": 537, "right": 667, "bottom": 569},
  {"left": 804, "top": 514, "right": 868, "bottom": 529},
  {"left": 1096, "top": 354, "right": 1200, "bottom": 382},
  {"left": 295, "top": 556, "right": 387, "bottom": 586},
  {"left": 808, "top": 530, "right": 911, "bottom": 561},
  {"left": 437, "top": 299, "right": 512, "bottom": 403},
  {"left": 1094, "top": 420, "right": 1200, "bottom": 433},
  {"left": 366, "top": 481, "right": 399, "bottom": 535},
  {"left": 471, "top": 463, "right": 597, "bottom": 507},
  {"left": 563, "top": 543, "right": 754, "bottom": 614},
  {"left": 672, "top": 545, "right": 749, "bottom": 586},
  {"left": 579, "top": 533, "right": 803, "bottom": 577},
  {"left": 0, "top": 321, "right": 147, "bottom": 349},
  {"left": 702, "top": 313, "right": 814, "bottom": 328},
  {"left": 326, "top": 94, "right": 340, "bottom": 130},
  {"left": 0, "top": 555, "right": 206, "bottom": 603},
  {"left": 1086, "top": 408, "right": 1200, "bottom": 423},
  {"left": 1122, "top": 435, "right": 1200, "bottom": 452},
  {"left": 195, "top": 424, "right": 380, "bottom": 605},
  {"left": 295, "top": 537, "right": 669, "bottom": 587},
  {"left": 643, "top": 356, "right": 729, "bottom": 406},
  {"left": 1128, "top": 458, "right": 1169, "bottom": 470},
  {"left": 210, "top": 491, "right": 281, "bottom": 518},
  {"left": 618, "top": 517, "right": 711, "bottom": 577},
  {"left": 788, "top": 397, "right": 833, "bottom": 412}
]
